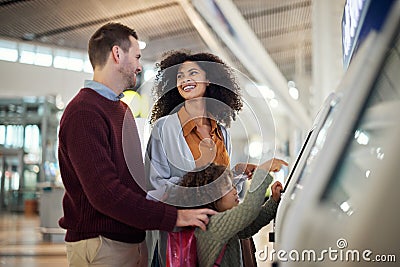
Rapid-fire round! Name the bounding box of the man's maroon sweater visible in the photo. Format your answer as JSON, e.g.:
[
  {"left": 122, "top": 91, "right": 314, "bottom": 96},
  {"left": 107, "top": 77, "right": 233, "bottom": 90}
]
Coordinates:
[{"left": 58, "top": 88, "right": 177, "bottom": 243}]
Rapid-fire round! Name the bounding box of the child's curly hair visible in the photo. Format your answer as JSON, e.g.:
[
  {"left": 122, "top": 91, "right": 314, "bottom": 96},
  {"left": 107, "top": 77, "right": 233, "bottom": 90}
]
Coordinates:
[
  {"left": 150, "top": 50, "right": 243, "bottom": 127},
  {"left": 179, "top": 163, "right": 233, "bottom": 210}
]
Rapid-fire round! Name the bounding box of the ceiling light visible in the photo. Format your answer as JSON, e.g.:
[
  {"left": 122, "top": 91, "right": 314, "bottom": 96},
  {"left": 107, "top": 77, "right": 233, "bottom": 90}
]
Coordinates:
[
  {"left": 269, "top": 99, "right": 278, "bottom": 108},
  {"left": 289, "top": 87, "right": 299, "bottom": 100},
  {"left": 138, "top": 41, "right": 146, "bottom": 49}
]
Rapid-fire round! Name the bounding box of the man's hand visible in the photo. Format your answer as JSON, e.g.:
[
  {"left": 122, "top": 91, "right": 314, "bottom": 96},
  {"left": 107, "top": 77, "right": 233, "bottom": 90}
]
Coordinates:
[{"left": 176, "top": 209, "right": 218, "bottom": 231}]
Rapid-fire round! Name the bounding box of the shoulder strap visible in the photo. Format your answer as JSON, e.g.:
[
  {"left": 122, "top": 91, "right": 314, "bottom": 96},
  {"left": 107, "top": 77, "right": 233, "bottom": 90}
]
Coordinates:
[{"left": 213, "top": 244, "right": 227, "bottom": 266}]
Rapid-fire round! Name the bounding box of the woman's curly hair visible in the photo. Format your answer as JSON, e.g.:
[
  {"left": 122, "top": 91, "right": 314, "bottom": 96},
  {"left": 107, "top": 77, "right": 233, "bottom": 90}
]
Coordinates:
[
  {"left": 150, "top": 50, "right": 243, "bottom": 127},
  {"left": 179, "top": 163, "right": 233, "bottom": 210}
]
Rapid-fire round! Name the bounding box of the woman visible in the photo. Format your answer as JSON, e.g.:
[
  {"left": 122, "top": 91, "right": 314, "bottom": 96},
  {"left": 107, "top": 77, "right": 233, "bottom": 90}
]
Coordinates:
[{"left": 145, "top": 50, "right": 264, "bottom": 266}]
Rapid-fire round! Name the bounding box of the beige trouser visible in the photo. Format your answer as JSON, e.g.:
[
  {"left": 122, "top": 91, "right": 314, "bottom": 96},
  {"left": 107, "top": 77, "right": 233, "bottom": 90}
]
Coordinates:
[{"left": 65, "top": 236, "right": 148, "bottom": 267}]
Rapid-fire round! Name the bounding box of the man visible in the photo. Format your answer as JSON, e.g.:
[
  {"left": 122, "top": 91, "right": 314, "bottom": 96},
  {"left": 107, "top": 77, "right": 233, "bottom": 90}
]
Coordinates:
[{"left": 58, "top": 22, "right": 216, "bottom": 267}]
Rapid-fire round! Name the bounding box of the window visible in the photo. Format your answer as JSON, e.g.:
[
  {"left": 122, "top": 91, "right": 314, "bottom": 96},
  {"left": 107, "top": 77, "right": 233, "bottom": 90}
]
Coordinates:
[
  {"left": 0, "top": 38, "right": 93, "bottom": 73},
  {"left": 0, "top": 40, "right": 18, "bottom": 62}
]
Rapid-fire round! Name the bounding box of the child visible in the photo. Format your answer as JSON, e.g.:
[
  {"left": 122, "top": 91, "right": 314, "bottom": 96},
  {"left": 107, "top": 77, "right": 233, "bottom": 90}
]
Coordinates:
[{"left": 180, "top": 159, "right": 285, "bottom": 267}]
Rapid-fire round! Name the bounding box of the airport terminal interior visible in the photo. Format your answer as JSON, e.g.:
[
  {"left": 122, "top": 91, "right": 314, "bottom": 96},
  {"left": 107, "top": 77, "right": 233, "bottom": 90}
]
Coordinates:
[{"left": 1, "top": 0, "right": 399, "bottom": 266}]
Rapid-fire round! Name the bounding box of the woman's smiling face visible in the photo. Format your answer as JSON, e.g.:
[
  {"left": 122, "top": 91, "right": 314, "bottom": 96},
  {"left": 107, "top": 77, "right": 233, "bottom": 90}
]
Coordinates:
[{"left": 176, "top": 61, "right": 209, "bottom": 100}]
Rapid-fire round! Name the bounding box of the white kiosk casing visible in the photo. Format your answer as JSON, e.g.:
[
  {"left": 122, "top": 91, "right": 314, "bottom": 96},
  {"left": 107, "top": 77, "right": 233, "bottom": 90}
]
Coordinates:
[
  {"left": 274, "top": 92, "right": 339, "bottom": 245},
  {"left": 275, "top": 1, "right": 400, "bottom": 266}
]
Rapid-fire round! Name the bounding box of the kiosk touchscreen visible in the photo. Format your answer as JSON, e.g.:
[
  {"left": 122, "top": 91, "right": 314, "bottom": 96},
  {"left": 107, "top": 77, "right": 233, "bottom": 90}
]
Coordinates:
[
  {"left": 281, "top": 129, "right": 313, "bottom": 194},
  {"left": 276, "top": 1, "right": 400, "bottom": 266}
]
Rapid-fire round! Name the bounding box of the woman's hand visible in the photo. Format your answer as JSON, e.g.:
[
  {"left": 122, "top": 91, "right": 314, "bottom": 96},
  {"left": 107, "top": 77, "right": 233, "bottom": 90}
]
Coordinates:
[
  {"left": 234, "top": 162, "right": 257, "bottom": 178},
  {"left": 271, "top": 181, "right": 283, "bottom": 202},
  {"left": 259, "top": 158, "right": 288, "bottom": 172}
]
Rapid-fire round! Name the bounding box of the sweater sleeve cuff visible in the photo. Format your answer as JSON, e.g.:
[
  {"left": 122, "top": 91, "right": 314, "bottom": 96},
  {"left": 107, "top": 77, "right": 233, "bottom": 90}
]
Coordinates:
[
  {"left": 159, "top": 205, "right": 178, "bottom": 232},
  {"left": 263, "top": 197, "right": 279, "bottom": 215}
]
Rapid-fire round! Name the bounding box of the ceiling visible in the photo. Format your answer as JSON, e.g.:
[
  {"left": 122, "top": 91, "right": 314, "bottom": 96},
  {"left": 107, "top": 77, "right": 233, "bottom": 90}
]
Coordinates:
[
  {"left": 0, "top": 0, "right": 350, "bottom": 151},
  {"left": 1, "top": 0, "right": 344, "bottom": 137},
  {"left": 0, "top": 0, "right": 312, "bottom": 81}
]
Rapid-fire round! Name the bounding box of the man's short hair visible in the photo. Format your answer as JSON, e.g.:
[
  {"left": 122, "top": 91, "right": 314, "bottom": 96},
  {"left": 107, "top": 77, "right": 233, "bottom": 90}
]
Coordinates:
[{"left": 88, "top": 22, "right": 138, "bottom": 70}]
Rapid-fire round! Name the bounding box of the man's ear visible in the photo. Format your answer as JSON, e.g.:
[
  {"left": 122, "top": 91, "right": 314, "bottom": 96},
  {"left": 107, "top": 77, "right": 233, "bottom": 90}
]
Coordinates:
[{"left": 111, "top": 46, "right": 120, "bottom": 63}]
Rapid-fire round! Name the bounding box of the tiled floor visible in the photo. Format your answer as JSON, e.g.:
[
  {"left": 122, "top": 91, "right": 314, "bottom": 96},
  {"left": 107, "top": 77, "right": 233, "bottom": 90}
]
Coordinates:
[
  {"left": 0, "top": 213, "right": 68, "bottom": 267},
  {"left": 0, "top": 213, "right": 274, "bottom": 267}
]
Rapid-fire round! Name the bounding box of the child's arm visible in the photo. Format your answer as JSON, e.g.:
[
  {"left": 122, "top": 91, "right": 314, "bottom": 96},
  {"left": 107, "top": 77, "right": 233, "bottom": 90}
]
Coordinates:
[
  {"left": 237, "top": 198, "right": 279, "bottom": 238},
  {"left": 237, "top": 181, "right": 282, "bottom": 238}
]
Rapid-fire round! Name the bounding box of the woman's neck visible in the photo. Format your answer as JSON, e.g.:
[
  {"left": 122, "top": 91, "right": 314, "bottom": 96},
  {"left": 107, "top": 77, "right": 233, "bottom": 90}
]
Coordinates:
[{"left": 184, "top": 99, "right": 208, "bottom": 125}]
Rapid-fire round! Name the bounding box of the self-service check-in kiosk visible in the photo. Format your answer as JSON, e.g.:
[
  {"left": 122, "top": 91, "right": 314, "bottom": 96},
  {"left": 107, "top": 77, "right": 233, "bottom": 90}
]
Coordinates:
[
  {"left": 273, "top": 92, "right": 340, "bottom": 245},
  {"left": 273, "top": 1, "right": 400, "bottom": 266}
]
